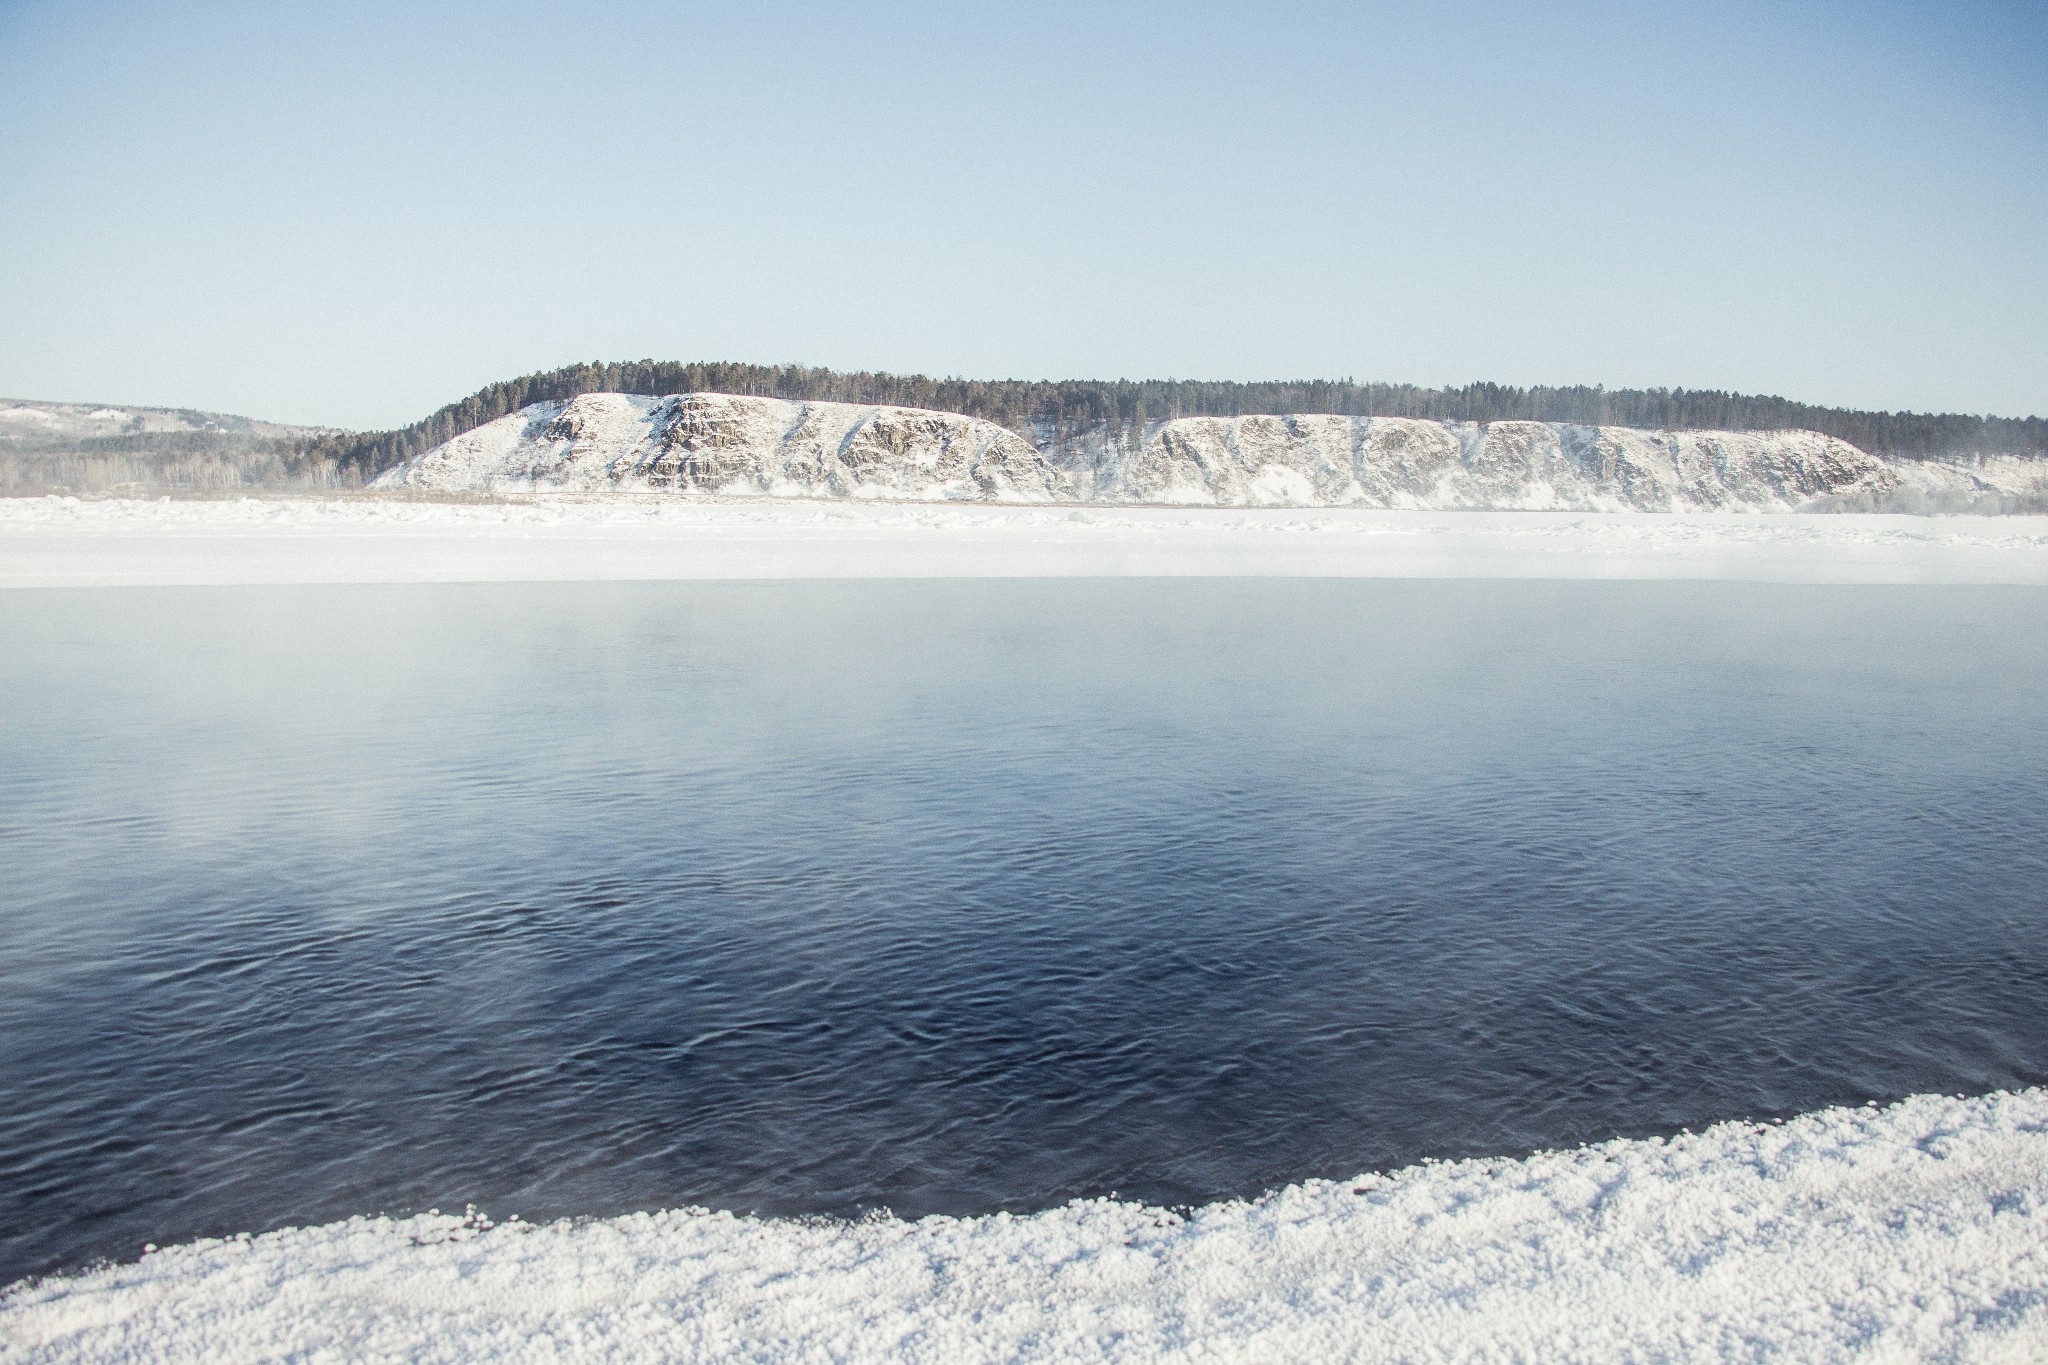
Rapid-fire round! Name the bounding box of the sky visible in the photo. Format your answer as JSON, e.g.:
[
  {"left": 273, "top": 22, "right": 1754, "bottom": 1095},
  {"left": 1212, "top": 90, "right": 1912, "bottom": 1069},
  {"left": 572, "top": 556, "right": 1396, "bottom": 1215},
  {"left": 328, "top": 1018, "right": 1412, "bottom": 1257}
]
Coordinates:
[{"left": 1, "top": 0, "right": 2043, "bottom": 431}]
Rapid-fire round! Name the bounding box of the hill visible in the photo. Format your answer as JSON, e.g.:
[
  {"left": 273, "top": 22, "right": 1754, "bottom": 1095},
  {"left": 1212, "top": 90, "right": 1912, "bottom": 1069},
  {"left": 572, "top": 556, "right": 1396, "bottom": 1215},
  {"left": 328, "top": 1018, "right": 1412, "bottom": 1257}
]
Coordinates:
[
  {"left": 8, "top": 364, "right": 2045, "bottom": 496},
  {"left": 0, "top": 400, "right": 334, "bottom": 493},
  {"left": 303, "top": 360, "right": 2048, "bottom": 485},
  {"left": 370, "top": 391, "right": 2048, "bottom": 513}
]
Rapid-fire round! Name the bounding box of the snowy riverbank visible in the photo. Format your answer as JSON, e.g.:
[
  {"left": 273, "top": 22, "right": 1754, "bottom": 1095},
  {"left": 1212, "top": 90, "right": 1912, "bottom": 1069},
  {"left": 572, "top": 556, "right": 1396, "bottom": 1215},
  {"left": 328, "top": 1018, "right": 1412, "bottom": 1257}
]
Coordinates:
[
  {"left": 5, "top": 496, "right": 2048, "bottom": 586},
  {"left": 6, "top": 1089, "right": 2045, "bottom": 1361}
]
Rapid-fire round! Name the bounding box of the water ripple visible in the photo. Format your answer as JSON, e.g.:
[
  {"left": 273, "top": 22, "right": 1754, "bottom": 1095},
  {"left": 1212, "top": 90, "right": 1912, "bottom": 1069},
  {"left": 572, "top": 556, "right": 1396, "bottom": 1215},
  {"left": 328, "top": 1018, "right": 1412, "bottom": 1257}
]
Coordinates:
[{"left": 3, "top": 579, "right": 2047, "bottom": 1286}]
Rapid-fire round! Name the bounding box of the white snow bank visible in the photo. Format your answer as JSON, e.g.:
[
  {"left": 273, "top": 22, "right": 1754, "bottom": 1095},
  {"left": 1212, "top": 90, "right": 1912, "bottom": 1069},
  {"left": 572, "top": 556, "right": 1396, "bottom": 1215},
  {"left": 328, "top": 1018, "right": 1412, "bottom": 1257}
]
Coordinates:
[
  {"left": 6, "top": 496, "right": 2048, "bottom": 587},
  {"left": 7, "top": 1090, "right": 2045, "bottom": 1362}
]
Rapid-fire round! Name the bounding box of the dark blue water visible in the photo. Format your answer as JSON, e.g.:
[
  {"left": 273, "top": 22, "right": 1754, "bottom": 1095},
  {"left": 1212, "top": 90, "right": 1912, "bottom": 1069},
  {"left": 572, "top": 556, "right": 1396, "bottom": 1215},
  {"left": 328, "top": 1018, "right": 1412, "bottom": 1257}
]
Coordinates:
[{"left": 3, "top": 579, "right": 2047, "bottom": 1286}]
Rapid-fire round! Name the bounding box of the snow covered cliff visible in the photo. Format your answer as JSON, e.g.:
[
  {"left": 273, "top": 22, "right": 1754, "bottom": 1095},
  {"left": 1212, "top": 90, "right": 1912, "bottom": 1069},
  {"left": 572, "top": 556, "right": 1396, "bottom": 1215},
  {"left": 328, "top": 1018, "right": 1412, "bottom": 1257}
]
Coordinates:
[
  {"left": 371, "top": 392, "right": 2048, "bottom": 513},
  {"left": 375, "top": 394, "right": 1059, "bottom": 503}
]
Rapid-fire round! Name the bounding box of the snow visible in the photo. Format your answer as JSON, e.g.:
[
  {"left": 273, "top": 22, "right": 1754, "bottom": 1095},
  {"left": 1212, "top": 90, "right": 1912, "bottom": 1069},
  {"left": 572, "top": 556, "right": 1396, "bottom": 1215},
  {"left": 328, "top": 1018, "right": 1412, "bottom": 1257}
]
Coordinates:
[
  {"left": 382, "top": 394, "right": 1060, "bottom": 502},
  {"left": 0, "top": 406, "right": 63, "bottom": 426},
  {"left": 0, "top": 400, "right": 323, "bottom": 444},
  {"left": 5, "top": 1089, "right": 2044, "bottom": 1362},
  {"left": 5, "top": 495, "right": 2048, "bottom": 588},
  {"left": 369, "top": 392, "right": 2048, "bottom": 514}
]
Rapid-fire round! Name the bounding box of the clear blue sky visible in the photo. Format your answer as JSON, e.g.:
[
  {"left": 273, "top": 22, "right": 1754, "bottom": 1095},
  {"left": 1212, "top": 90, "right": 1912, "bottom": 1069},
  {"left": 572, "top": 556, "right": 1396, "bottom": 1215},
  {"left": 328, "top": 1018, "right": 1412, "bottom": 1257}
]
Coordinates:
[{"left": 2, "top": 0, "right": 2042, "bottom": 430}]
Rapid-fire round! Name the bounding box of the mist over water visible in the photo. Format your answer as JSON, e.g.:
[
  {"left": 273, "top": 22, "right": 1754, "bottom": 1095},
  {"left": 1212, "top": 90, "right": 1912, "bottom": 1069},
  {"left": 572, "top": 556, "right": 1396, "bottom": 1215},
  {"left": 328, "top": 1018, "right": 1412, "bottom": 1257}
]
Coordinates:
[{"left": 4, "top": 579, "right": 2047, "bottom": 1287}]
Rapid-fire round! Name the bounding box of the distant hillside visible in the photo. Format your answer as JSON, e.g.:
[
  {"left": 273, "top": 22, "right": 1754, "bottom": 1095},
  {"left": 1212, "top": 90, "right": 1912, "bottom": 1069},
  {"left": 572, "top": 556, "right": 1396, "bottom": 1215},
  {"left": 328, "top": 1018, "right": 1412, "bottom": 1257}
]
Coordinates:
[
  {"left": 299, "top": 361, "right": 2048, "bottom": 483},
  {"left": 8, "top": 366, "right": 2045, "bottom": 495},
  {"left": 369, "top": 391, "right": 2048, "bottom": 514},
  {"left": 0, "top": 400, "right": 336, "bottom": 493}
]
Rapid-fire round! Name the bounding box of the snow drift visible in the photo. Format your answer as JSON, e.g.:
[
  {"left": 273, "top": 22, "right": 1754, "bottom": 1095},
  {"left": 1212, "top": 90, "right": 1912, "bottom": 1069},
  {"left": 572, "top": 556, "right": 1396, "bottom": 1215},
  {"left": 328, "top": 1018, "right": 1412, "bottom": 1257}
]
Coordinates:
[
  {"left": 6, "top": 1088, "right": 2045, "bottom": 1362},
  {"left": 369, "top": 392, "right": 2048, "bottom": 513}
]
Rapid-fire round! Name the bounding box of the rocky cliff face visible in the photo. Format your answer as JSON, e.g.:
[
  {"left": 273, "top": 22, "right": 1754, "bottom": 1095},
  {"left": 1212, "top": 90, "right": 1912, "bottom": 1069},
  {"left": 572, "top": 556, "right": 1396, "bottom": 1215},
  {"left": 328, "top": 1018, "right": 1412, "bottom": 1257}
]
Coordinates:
[
  {"left": 380, "top": 394, "right": 1060, "bottom": 502},
  {"left": 373, "top": 393, "right": 2048, "bottom": 512},
  {"left": 1063, "top": 416, "right": 1919, "bottom": 510}
]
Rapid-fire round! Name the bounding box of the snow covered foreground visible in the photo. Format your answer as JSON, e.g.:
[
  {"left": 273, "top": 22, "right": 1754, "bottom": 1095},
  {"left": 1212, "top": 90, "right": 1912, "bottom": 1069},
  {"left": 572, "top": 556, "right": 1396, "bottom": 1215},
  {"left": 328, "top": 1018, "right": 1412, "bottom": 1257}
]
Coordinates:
[
  {"left": 7, "top": 496, "right": 2048, "bottom": 587},
  {"left": 6, "top": 1090, "right": 2045, "bottom": 1363}
]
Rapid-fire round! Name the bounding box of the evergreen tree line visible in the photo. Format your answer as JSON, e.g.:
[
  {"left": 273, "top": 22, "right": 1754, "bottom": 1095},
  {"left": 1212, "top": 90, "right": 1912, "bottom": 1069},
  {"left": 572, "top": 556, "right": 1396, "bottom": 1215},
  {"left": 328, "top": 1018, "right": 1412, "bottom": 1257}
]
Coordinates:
[{"left": 290, "top": 361, "right": 2048, "bottom": 478}]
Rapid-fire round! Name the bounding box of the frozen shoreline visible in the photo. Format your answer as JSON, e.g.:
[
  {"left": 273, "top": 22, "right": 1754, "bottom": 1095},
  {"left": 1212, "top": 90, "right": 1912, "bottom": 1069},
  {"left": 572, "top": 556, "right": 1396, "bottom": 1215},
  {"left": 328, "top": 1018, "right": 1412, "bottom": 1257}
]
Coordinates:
[
  {"left": 6, "top": 1089, "right": 2045, "bottom": 1362},
  {"left": 4, "top": 495, "right": 2048, "bottom": 586}
]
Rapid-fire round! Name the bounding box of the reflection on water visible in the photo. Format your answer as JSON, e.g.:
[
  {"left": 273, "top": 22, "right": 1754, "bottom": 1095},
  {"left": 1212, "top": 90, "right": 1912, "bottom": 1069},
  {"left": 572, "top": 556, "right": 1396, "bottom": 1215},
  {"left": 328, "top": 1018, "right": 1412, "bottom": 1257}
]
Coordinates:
[{"left": 3, "top": 579, "right": 2046, "bottom": 1285}]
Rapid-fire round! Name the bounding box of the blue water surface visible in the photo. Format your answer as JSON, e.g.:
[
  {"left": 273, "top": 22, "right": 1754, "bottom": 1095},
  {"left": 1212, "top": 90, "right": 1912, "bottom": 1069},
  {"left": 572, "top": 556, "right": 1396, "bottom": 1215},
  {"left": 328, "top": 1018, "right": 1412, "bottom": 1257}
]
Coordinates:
[{"left": 3, "top": 579, "right": 2045, "bottom": 1285}]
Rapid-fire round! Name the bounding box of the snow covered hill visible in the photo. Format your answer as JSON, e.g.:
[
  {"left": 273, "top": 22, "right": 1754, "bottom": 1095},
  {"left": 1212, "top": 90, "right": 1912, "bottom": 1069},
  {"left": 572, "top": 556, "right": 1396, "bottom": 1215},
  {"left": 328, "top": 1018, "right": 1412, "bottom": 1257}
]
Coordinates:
[
  {"left": 0, "top": 399, "right": 320, "bottom": 448},
  {"left": 0, "top": 399, "right": 339, "bottom": 495},
  {"left": 375, "top": 393, "right": 1060, "bottom": 503},
  {"left": 370, "top": 392, "right": 2048, "bottom": 513}
]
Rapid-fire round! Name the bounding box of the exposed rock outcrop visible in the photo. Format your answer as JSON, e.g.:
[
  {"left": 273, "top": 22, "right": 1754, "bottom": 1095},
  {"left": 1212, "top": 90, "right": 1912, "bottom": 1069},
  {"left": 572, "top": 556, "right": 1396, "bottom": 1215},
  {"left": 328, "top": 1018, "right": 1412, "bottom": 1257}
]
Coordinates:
[{"left": 383, "top": 394, "right": 1060, "bottom": 502}]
